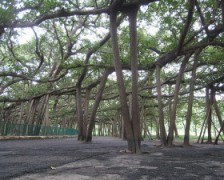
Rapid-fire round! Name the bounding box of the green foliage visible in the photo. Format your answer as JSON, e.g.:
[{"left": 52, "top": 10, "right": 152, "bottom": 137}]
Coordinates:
[
  {"left": 0, "top": 0, "right": 15, "bottom": 23},
  {"left": 0, "top": 0, "right": 224, "bottom": 139},
  {"left": 138, "top": 29, "right": 159, "bottom": 64}
]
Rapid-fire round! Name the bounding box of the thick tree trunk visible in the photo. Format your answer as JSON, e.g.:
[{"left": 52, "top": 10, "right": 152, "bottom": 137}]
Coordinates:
[
  {"left": 110, "top": 2, "right": 144, "bottom": 153},
  {"left": 199, "top": 87, "right": 212, "bottom": 143},
  {"left": 74, "top": 18, "right": 113, "bottom": 140},
  {"left": 167, "top": 54, "right": 190, "bottom": 146},
  {"left": 155, "top": 118, "right": 160, "bottom": 139},
  {"left": 24, "top": 95, "right": 49, "bottom": 136},
  {"left": 174, "top": 124, "right": 179, "bottom": 138},
  {"left": 140, "top": 99, "right": 146, "bottom": 139},
  {"left": 85, "top": 69, "right": 112, "bottom": 142},
  {"left": 184, "top": 50, "right": 199, "bottom": 146},
  {"left": 82, "top": 89, "right": 90, "bottom": 141},
  {"left": 19, "top": 82, "right": 26, "bottom": 124},
  {"left": 110, "top": 10, "right": 137, "bottom": 152},
  {"left": 27, "top": 99, "right": 40, "bottom": 135},
  {"left": 168, "top": 85, "right": 172, "bottom": 129},
  {"left": 112, "top": 119, "right": 115, "bottom": 136},
  {"left": 197, "top": 93, "right": 209, "bottom": 143},
  {"left": 76, "top": 85, "right": 83, "bottom": 140},
  {"left": 35, "top": 95, "right": 50, "bottom": 135},
  {"left": 168, "top": 85, "right": 179, "bottom": 138},
  {"left": 213, "top": 96, "right": 224, "bottom": 144},
  {"left": 207, "top": 87, "right": 215, "bottom": 143},
  {"left": 128, "top": 6, "right": 141, "bottom": 153},
  {"left": 116, "top": 110, "right": 122, "bottom": 138},
  {"left": 113, "top": 117, "right": 119, "bottom": 137},
  {"left": 121, "top": 116, "right": 126, "bottom": 139},
  {"left": 155, "top": 65, "right": 167, "bottom": 146},
  {"left": 213, "top": 97, "right": 223, "bottom": 131}
]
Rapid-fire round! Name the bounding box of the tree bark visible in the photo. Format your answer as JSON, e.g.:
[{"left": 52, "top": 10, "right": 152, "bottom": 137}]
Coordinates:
[
  {"left": 168, "top": 84, "right": 172, "bottom": 129},
  {"left": 213, "top": 97, "right": 223, "bottom": 130},
  {"left": 184, "top": 50, "right": 200, "bottom": 146},
  {"left": 176, "top": 0, "right": 195, "bottom": 55},
  {"left": 200, "top": 87, "right": 212, "bottom": 143},
  {"left": 128, "top": 5, "right": 141, "bottom": 153},
  {"left": 82, "top": 89, "right": 90, "bottom": 141},
  {"left": 207, "top": 87, "right": 215, "bottom": 143},
  {"left": 110, "top": 9, "right": 136, "bottom": 152},
  {"left": 140, "top": 99, "right": 146, "bottom": 139},
  {"left": 167, "top": 54, "right": 191, "bottom": 146},
  {"left": 197, "top": 89, "right": 210, "bottom": 143},
  {"left": 155, "top": 65, "right": 167, "bottom": 146},
  {"left": 75, "top": 20, "right": 115, "bottom": 140},
  {"left": 85, "top": 69, "right": 112, "bottom": 142},
  {"left": 76, "top": 85, "right": 83, "bottom": 140},
  {"left": 214, "top": 121, "right": 224, "bottom": 144}
]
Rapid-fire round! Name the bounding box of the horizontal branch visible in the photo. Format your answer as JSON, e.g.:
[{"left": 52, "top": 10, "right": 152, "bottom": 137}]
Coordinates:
[{"left": 1, "top": 8, "right": 109, "bottom": 29}]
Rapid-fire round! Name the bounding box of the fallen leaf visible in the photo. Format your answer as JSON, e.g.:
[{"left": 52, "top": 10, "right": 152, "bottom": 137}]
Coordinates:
[{"left": 50, "top": 166, "right": 56, "bottom": 170}]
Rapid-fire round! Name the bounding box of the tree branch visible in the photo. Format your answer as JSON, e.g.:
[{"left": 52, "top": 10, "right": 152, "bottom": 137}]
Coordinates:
[
  {"left": 176, "top": 0, "right": 195, "bottom": 55},
  {"left": 0, "top": 8, "right": 109, "bottom": 29},
  {"left": 195, "top": 0, "right": 210, "bottom": 34}
]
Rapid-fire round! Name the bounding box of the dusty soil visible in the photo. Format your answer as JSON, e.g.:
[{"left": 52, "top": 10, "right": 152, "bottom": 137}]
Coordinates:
[{"left": 1, "top": 136, "right": 224, "bottom": 180}]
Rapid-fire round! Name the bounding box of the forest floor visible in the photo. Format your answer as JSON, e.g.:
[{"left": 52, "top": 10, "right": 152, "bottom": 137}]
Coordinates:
[{"left": 1, "top": 136, "right": 224, "bottom": 180}]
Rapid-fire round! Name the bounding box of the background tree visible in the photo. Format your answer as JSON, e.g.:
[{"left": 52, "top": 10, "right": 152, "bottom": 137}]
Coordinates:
[{"left": 0, "top": 0, "right": 224, "bottom": 152}]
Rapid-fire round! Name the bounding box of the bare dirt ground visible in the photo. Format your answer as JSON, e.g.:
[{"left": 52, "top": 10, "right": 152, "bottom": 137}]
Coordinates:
[{"left": 1, "top": 136, "right": 224, "bottom": 180}]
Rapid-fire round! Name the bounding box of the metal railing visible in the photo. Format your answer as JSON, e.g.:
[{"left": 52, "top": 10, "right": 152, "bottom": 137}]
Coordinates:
[{"left": 0, "top": 121, "right": 78, "bottom": 136}]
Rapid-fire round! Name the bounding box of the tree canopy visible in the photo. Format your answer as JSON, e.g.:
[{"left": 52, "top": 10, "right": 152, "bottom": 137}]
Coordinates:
[{"left": 0, "top": 0, "right": 224, "bottom": 153}]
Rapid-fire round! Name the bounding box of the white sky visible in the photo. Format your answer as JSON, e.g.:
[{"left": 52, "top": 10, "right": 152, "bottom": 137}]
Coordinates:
[{"left": 16, "top": 27, "right": 45, "bottom": 44}]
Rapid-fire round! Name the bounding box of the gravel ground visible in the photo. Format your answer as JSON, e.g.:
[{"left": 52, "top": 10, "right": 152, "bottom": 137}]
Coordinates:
[{"left": 0, "top": 136, "right": 224, "bottom": 180}]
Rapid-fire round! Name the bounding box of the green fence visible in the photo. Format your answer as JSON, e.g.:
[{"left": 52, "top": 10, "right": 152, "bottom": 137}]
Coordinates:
[{"left": 0, "top": 121, "right": 78, "bottom": 136}]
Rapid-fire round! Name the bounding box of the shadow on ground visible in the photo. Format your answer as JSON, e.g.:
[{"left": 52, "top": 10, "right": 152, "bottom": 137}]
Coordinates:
[{"left": 1, "top": 136, "right": 224, "bottom": 180}]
